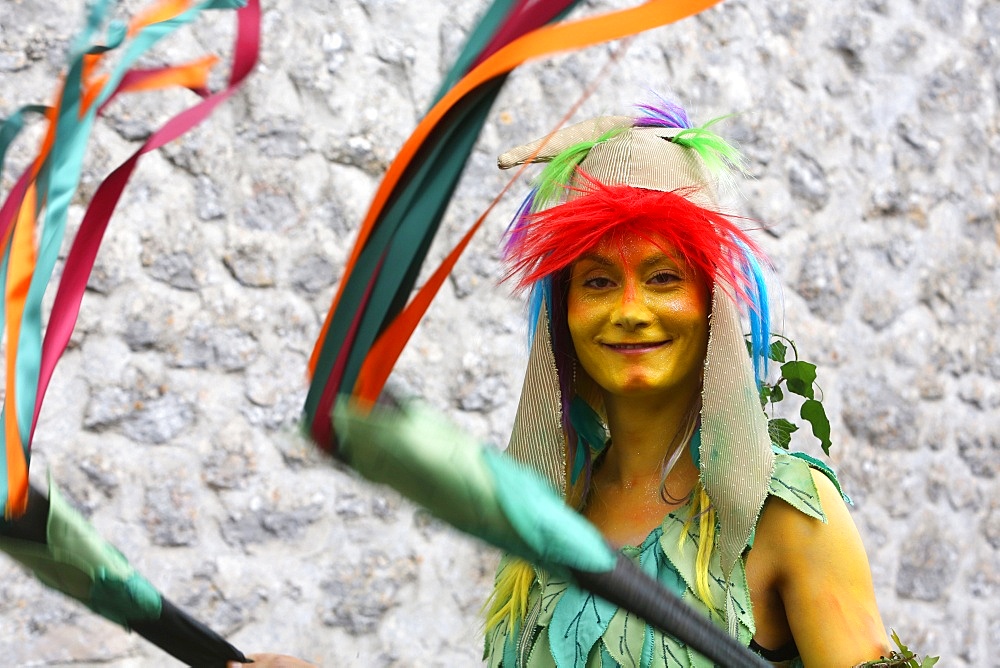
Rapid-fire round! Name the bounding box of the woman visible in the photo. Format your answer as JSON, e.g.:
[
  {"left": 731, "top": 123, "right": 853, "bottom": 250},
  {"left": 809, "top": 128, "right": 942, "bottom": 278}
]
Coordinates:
[{"left": 482, "top": 100, "right": 890, "bottom": 667}]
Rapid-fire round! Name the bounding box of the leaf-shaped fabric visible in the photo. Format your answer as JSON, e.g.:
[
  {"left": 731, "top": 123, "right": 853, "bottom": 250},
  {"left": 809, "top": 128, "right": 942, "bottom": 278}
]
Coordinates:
[
  {"left": 648, "top": 628, "right": 692, "bottom": 668},
  {"left": 768, "top": 454, "right": 826, "bottom": 522},
  {"left": 602, "top": 605, "right": 650, "bottom": 667},
  {"left": 548, "top": 585, "right": 618, "bottom": 667}
]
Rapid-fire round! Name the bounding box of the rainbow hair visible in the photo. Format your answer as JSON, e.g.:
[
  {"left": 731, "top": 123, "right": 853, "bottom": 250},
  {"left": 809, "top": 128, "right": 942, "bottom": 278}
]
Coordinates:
[
  {"left": 504, "top": 181, "right": 772, "bottom": 487},
  {"left": 503, "top": 99, "right": 769, "bottom": 384}
]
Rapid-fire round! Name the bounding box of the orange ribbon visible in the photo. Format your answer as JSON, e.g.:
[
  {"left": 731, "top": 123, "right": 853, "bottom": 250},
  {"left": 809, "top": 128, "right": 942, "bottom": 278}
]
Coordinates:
[{"left": 3, "top": 185, "right": 38, "bottom": 518}]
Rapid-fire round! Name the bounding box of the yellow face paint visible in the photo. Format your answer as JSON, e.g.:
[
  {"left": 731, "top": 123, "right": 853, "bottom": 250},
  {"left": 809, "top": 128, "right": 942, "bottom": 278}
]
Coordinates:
[{"left": 567, "top": 235, "right": 710, "bottom": 403}]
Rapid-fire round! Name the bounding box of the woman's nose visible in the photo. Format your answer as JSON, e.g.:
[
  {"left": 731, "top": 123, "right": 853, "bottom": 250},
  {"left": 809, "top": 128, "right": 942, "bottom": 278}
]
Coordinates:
[{"left": 609, "top": 283, "right": 652, "bottom": 330}]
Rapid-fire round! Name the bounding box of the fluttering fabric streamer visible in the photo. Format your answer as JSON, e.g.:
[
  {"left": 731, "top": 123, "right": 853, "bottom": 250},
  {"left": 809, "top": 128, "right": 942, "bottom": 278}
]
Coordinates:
[
  {"left": 0, "top": 1, "right": 259, "bottom": 664},
  {"left": 307, "top": 1, "right": 766, "bottom": 665},
  {"left": 1, "top": 0, "right": 767, "bottom": 663},
  {"left": 0, "top": 0, "right": 258, "bottom": 517}
]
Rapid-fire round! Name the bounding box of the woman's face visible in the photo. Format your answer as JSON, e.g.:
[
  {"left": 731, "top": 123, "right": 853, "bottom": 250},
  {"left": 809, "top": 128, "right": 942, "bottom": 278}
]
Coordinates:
[{"left": 566, "top": 234, "right": 710, "bottom": 403}]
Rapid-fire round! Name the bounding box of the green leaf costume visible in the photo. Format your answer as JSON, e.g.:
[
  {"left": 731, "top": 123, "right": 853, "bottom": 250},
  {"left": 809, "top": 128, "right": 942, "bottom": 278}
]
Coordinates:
[{"left": 484, "top": 452, "right": 838, "bottom": 668}]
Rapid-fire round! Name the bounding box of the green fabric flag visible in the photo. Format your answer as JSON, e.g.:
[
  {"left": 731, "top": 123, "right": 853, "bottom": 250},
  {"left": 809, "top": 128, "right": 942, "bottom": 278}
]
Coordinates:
[
  {"left": 333, "top": 399, "right": 616, "bottom": 575},
  {"left": 0, "top": 479, "right": 162, "bottom": 625}
]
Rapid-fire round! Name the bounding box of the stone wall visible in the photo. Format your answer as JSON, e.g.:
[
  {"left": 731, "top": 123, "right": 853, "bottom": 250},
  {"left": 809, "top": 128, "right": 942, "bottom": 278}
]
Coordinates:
[{"left": 0, "top": 0, "right": 997, "bottom": 665}]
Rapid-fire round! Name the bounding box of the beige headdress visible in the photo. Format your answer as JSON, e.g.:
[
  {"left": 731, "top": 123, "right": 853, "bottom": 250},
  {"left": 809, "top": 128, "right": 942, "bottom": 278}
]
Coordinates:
[{"left": 500, "top": 113, "right": 774, "bottom": 581}]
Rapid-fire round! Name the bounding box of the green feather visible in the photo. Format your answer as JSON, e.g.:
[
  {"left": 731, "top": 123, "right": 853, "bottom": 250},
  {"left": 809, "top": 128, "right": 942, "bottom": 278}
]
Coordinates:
[
  {"left": 532, "top": 129, "right": 623, "bottom": 210},
  {"left": 671, "top": 116, "right": 748, "bottom": 178}
]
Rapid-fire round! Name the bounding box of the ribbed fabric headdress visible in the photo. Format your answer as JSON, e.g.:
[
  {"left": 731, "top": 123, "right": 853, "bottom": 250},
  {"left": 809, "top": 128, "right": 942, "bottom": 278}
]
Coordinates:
[{"left": 499, "top": 100, "right": 774, "bottom": 579}]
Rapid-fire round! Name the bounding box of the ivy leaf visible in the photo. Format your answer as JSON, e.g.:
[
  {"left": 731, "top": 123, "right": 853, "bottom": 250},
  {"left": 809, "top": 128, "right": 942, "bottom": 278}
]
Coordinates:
[
  {"left": 800, "top": 399, "right": 832, "bottom": 455},
  {"left": 768, "top": 418, "right": 798, "bottom": 449},
  {"left": 781, "top": 360, "right": 817, "bottom": 399},
  {"left": 758, "top": 383, "right": 772, "bottom": 409},
  {"left": 771, "top": 384, "right": 783, "bottom": 403},
  {"left": 769, "top": 340, "right": 787, "bottom": 363},
  {"left": 890, "top": 630, "right": 909, "bottom": 654}
]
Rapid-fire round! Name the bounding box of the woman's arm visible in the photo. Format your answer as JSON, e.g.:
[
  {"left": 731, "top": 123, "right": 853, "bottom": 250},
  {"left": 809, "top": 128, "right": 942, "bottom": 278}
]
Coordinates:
[{"left": 774, "top": 469, "right": 890, "bottom": 665}]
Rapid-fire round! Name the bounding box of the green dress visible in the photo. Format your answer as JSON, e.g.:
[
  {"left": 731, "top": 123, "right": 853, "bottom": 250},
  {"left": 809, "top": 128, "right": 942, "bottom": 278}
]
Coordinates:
[{"left": 484, "top": 451, "right": 846, "bottom": 668}]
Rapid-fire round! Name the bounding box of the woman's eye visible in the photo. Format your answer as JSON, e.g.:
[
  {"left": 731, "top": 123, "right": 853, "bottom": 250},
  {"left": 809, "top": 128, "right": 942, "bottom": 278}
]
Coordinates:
[
  {"left": 583, "top": 276, "right": 615, "bottom": 289},
  {"left": 649, "top": 271, "right": 680, "bottom": 285}
]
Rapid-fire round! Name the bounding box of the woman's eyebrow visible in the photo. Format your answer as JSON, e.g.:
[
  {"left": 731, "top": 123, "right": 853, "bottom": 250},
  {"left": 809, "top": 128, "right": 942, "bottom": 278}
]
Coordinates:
[
  {"left": 576, "top": 250, "right": 681, "bottom": 270},
  {"left": 640, "top": 252, "right": 680, "bottom": 270},
  {"left": 577, "top": 253, "right": 614, "bottom": 267}
]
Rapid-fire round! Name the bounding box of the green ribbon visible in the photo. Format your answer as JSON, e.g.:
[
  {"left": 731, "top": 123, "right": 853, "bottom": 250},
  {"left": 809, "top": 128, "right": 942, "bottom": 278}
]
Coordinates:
[
  {"left": 333, "top": 400, "right": 616, "bottom": 576},
  {"left": 0, "top": 480, "right": 161, "bottom": 626}
]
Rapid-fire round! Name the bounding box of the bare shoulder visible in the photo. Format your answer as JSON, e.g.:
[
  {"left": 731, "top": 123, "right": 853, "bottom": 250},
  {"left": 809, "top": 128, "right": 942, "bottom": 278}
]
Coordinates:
[
  {"left": 752, "top": 468, "right": 853, "bottom": 569},
  {"left": 756, "top": 467, "right": 891, "bottom": 665},
  {"left": 761, "top": 468, "right": 857, "bottom": 554}
]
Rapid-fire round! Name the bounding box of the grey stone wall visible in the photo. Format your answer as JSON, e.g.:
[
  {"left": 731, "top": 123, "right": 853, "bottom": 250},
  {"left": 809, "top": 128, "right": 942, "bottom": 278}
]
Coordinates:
[{"left": 0, "top": 0, "right": 997, "bottom": 665}]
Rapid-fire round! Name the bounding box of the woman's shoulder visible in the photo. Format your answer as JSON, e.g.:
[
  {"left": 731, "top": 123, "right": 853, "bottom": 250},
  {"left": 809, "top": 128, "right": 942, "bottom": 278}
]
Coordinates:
[
  {"left": 753, "top": 450, "right": 862, "bottom": 575},
  {"left": 756, "top": 451, "right": 868, "bottom": 581}
]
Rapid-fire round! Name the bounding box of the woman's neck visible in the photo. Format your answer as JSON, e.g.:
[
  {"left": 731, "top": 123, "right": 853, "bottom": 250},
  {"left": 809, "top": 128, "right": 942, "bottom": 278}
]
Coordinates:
[
  {"left": 582, "top": 391, "right": 701, "bottom": 547},
  {"left": 599, "top": 392, "right": 698, "bottom": 486}
]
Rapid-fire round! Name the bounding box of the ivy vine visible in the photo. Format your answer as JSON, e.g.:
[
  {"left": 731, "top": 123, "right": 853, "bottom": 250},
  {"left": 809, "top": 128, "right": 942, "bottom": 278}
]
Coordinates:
[
  {"left": 748, "top": 335, "right": 832, "bottom": 455},
  {"left": 854, "top": 630, "right": 940, "bottom": 667}
]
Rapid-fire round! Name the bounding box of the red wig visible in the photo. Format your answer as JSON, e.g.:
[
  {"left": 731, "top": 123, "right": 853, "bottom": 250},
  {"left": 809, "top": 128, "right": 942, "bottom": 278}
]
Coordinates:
[{"left": 503, "top": 176, "right": 765, "bottom": 306}]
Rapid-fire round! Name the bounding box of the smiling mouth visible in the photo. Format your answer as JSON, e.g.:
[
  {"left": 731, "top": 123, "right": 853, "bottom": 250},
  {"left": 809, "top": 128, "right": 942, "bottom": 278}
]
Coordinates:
[{"left": 603, "top": 341, "right": 670, "bottom": 352}]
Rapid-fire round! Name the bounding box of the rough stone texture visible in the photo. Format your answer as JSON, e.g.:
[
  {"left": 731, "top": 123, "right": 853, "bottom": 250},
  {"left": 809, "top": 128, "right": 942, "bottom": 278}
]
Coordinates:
[
  {"left": 895, "top": 519, "right": 959, "bottom": 601},
  {"left": 1, "top": 0, "right": 997, "bottom": 665}
]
